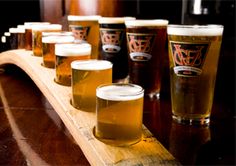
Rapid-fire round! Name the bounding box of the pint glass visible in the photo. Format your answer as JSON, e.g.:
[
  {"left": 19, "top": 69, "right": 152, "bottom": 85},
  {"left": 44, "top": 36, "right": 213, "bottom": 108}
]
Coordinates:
[
  {"left": 125, "top": 19, "right": 169, "bottom": 98},
  {"left": 99, "top": 17, "right": 135, "bottom": 82},
  {"left": 16, "top": 25, "right": 25, "bottom": 49},
  {"left": 68, "top": 15, "right": 101, "bottom": 59},
  {"left": 55, "top": 43, "right": 91, "bottom": 86},
  {"left": 32, "top": 24, "right": 62, "bottom": 56},
  {"left": 42, "top": 32, "right": 74, "bottom": 68},
  {"left": 9, "top": 28, "right": 18, "bottom": 49},
  {"left": 167, "top": 24, "right": 224, "bottom": 125},
  {"left": 95, "top": 83, "right": 144, "bottom": 146},
  {"left": 71, "top": 60, "right": 112, "bottom": 112},
  {"left": 24, "top": 22, "right": 50, "bottom": 50}
]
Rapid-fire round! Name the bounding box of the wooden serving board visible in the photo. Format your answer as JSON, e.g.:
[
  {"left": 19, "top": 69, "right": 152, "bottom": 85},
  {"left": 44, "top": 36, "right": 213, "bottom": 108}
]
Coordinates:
[{"left": 0, "top": 50, "right": 180, "bottom": 166}]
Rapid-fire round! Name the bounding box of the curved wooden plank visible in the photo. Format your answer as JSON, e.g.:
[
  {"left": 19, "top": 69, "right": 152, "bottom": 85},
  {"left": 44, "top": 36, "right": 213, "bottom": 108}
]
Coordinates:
[{"left": 0, "top": 50, "right": 180, "bottom": 166}]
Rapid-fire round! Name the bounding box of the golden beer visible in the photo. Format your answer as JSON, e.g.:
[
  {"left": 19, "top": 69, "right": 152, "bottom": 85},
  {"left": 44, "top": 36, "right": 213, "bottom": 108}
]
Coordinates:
[
  {"left": 42, "top": 32, "right": 74, "bottom": 68},
  {"left": 167, "top": 25, "right": 224, "bottom": 125},
  {"left": 32, "top": 24, "right": 62, "bottom": 56},
  {"left": 125, "top": 19, "right": 169, "bottom": 98},
  {"left": 55, "top": 43, "right": 91, "bottom": 86},
  {"left": 95, "top": 83, "right": 144, "bottom": 146},
  {"left": 68, "top": 15, "right": 101, "bottom": 59},
  {"left": 24, "top": 22, "right": 50, "bottom": 50},
  {"left": 71, "top": 60, "right": 112, "bottom": 112}
]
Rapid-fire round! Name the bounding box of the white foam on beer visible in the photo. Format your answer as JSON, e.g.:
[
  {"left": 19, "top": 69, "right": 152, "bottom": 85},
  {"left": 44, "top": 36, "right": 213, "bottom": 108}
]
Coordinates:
[
  {"left": 4, "top": 32, "right": 10, "bottom": 36},
  {"left": 55, "top": 43, "right": 91, "bottom": 56},
  {"left": 42, "top": 31, "right": 73, "bottom": 37},
  {"left": 9, "top": 28, "right": 25, "bottom": 33},
  {"left": 42, "top": 35, "right": 74, "bottom": 43},
  {"left": 32, "top": 24, "right": 62, "bottom": 31},
  {"left": 1, "top": 36, "right": 6, "bottom": 43},
  {"left": 71, "top": 60, "right": 112, "bottom": 70},
  {"left": 68, "top": 15, "right": 101, "bottom": 21},
  {"left": 24, "top": 22, "right": 50, "bottom": 29},
  {"left": 167, "top": 25, "right": 224, "bottom": 36},
  {"left": 96, "top": 84, "right": 144, "bottom": 101},
  {"left": 99, "top": 17, "right": 135, "bottom": 24},
  {"left": 125, "top": 19, "right": 169, "bottom": 27}
]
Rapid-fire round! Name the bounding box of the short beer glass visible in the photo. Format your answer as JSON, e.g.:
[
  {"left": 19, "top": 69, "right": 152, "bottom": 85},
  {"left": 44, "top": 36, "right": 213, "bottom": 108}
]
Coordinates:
[
  {"left": 55, "top": 43, "right": 91, "bottom": 86},
  {"left": 95, "top": 83, "right": 144, "bottom": 146},
  {"left": 71, "top": 60, "right": 112, "bottom": 112},
  {"left": 167, "top": 24, "right": 224, "bottom": 125},
  {"left": 125, "top": 19, "right": 169, "bottom": 98}
]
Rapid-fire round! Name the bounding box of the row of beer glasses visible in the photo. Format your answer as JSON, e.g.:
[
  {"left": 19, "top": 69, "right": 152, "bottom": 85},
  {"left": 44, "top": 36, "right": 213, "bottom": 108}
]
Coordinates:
[{"left": 2, "top": 17, "right": 224, "bottom": 146}]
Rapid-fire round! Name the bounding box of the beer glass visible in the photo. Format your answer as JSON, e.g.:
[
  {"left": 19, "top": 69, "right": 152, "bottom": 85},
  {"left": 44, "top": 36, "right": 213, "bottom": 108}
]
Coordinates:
[
  {"left": 68, "top": 15, "right": 101, "bottom": 59},
  {"left": 167, "top": 24, "right": 224, "bottom": 125},
  {"left": 32, "top": 24, "right": 62, "bottom": 56},
  {"left": 99, "top": 17, "right": 135, "bottom": 82},
  {"left": 125, "top": 19, "right": 169, "bottom": 98},
  {"left": 3, "top": 32, "right": 11, "bottom": 51},
  {"left": 71, "top": 60, "right": 112, "bottom": 112},
  {"left": 9, "top": 28, "right": 18, "bottom": 49},
  {"left": 55, "top": 43, "right": 91, "bottom": 86},
  {"left": 94, "top": 83, "right": 144, "bottom": 146},
  {"left": 16, "top": 25, "right": 25, "bottom": 49},
  {"left": 24, "top": 22, "right": 50, "bottom": 50},
  {"left": 42, "top": 32, "right": 74, "bottom": 68}
]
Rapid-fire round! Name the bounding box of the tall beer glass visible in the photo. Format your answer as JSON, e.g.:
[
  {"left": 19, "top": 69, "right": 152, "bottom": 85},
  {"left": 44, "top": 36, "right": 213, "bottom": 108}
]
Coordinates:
[
  {"left": 42, "top": 32, "right": 74, "bottom": 68},
  {"left": 17, "top": 25, "right": 26, "bottom": 49},
  {"left": 95, "top": 83, "right": 144, "bottom": 146},
  {"left": 99, "top": 17, "right": 135, "bottom": 82},
  {"left": 125, "top": 19, "right": 169, "bottom": 98},
  {"left": 71, "top": 60, "right": 112, "bottom": 112},
  {"left": 55, "top": 43, "right": 91, "bottom": 86},
  {"left": 9, "top": 28, "right": 18, "bottom": 49},
  {"left": 24, "top": 22, "right": 50, "bottom": 50},
  {"left": 32, "top": 24, "right": 62, "bottom": 56},
  {"left": 68, "top": 15, "right": 101, "bottom": 59},
  {"left": 167, "top": 24, "right": 224, "bottom": 125}
]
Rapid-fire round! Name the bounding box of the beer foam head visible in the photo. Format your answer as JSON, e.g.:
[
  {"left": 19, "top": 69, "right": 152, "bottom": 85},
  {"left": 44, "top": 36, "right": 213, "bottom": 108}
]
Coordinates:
[
  {"left": 55, "top": 43, "right": 91, "bottom": 56},
  {"left": 96, "top": 83, "right": 144, "bottom": 101},
  {"left": 32, "top": 24, "right": 62, "bottom": 31},
  {"left": 42, "top": 35, "right": 74, "bottom": 43},
  {"left": 71, "top": 60, "right": 112, "bottom": 70},
  {"left": 125, "top": 19, "right": 169, "bottom": 27},
  {"left": 4, "top": 32, "right": 10, "bottom": 36},
  {"left": 1, "top": 36, "right": 6, "bottom": 43},
  {"left": 42, "top": 31, "right": 73, "bottom": 37},
  {"left": 68, "top": 15, "right": 101, "bottom": 21},
  {"left": 99, "top": 17, "right": 135, "bottom": 24},
  {"left": 167, "top": 24, "right": 224, "bottom": 36},
  {"left": 9, "top": 28, "right": 25, "bottom": 33},
  {"left": 24, "top": 22, "right": 50, "bottom": 29}
]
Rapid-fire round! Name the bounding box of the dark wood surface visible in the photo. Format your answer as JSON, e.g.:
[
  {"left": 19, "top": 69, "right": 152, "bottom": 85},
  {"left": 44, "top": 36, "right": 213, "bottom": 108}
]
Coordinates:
[{"left": 0, "top": 55, "right": 235, "bottom": 166}]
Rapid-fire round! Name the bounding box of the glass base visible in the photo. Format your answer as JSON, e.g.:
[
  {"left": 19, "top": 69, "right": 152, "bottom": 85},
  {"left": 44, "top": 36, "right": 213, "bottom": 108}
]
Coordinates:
[{"left": 172, "top": 115, "right": 210, "bottom": 126}]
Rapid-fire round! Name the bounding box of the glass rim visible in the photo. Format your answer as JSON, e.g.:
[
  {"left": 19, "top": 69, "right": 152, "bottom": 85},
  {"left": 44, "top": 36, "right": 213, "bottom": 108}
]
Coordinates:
[
  {"left": 125, "top": 19, "right": 169, "bottom": 27},
  {"left": 55, "top": 43, "right": 91, "bottom": 56},
  {"left": 71, "top": 59, "right": 113, "bottom": 70},
  {"left": 167, "top": 24, "right": 224, "bottom": 36},
  {"left": 96, "top": 83, "right": 144, "bottom": 101},
  {"left": 99, "top": 17, "right": 136, "bottom": 24}
]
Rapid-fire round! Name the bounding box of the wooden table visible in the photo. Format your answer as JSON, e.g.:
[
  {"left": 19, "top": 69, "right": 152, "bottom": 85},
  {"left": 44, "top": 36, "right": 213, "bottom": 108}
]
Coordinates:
[{"left": 0, "top": 50, "right": 235, "bottom": 165}]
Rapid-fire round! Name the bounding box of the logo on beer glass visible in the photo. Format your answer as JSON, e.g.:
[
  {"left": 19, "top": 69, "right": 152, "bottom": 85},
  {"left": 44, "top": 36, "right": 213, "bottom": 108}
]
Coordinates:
[
  {"left": 170, "top": 42, "right": 210, "bottom": 77},
  {"left": 126, "top": 33, "right": 155, "bottom": 62},
  {"left": 100, "top": 28, "right": 124, "bottom": 53},
  {"left": 70, "top": 25, "right": 90, "bottom": 41}
]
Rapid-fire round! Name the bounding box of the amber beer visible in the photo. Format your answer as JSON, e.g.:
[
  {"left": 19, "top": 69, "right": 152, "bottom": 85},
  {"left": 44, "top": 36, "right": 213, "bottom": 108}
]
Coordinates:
[
  {"left": 68, "top": 15, "right": 101, "bottom": 59},
  {"left": 125, "top": 19, "right": 169, "bottom": 98},
  {"left": 71, "top": 60, "right": 112, "bottom": 112},
  {"left": 24, "top": 22, "right": 50, "bottom": 50},
  {"left": 167, "top": 25, "right": 224, "bottom": 125},
  {"left": 55, "top": 43, "right": 91, "bottom": 86},
  {"left": 99, "top": 17, "right": 135, "bottom": 81},
  {"left": 32, "top": 24, "right": 62, "bottom": 56},
  {"left": 42, "top": 32, "right": 74, "bottom": 68},
  {"left": 95, "top": 83, "right": 144, "bottom": 146}
]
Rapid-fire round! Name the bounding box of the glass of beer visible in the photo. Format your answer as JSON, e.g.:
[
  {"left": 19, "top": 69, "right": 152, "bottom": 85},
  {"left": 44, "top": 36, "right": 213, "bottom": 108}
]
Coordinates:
[
  {"left": 17, "top": 25, "right": 26, "bottom": 49},
  {"left": 32, "top": 24, "right": 62, "bottom": 56},
  {"left": 42, "top": 32, "right": 74, "bottom": 68},
  {"left": 125, "top": 19, "right": 169, "bottom": 98},
  {"left": 94, "top": 83, "right": 144, "bottom": 146},
  {"left": 24, "top": 22, "right": 50, "bottom": 50},
  {"left": 71, "top": 60, "right": 112, "bottom": 112},
  {"left": 99, "top": 17, "right": 135, "bottom": 82},
  {"left": 55, "top": 43, "right": 91, "bottom": 86},
  {"left": 67, "top": 15, "right": 101, "bottom": 59},
  {"left": 167, "top": 24, "right": 224, "bottom": 125},
  {"left": 9, "top": 28, "right": 18, "bottom": 49}
]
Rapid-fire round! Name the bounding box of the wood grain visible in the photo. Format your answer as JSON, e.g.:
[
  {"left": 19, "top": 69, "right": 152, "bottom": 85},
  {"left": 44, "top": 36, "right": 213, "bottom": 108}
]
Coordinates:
[{"left": 0, "top": 50, "right": 180, "bottom": 166}]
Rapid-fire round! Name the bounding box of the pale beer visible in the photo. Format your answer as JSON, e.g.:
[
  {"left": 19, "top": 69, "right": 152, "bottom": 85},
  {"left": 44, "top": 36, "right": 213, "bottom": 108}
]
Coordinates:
[
  {"left": 167, "top": 25, "right": 224, "bottom": 125},
  {"left": 71, "top": 60, "right": 112, "bottom": 111},
  {"left": 55, "top": 43, "right": 91, "bottom": 86},
  {"left": 95, "top": 83, "right": 144, "bottom": 146}
]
